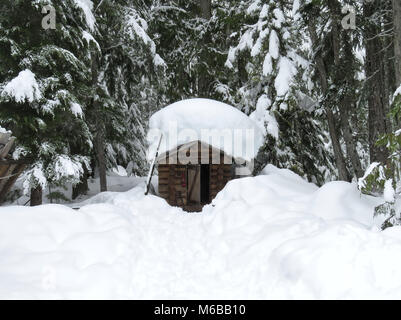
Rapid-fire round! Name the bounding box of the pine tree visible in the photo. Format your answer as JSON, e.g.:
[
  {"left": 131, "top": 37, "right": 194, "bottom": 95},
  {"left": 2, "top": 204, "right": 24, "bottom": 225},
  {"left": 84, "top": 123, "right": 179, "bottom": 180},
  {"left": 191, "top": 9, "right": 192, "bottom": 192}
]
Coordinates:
[
  {"left": 0, "top": 0, "right": 93, "bottom": 203},
  {"left": 92, "top": 0, "right": 166, "bottom": 177},
  {"left": 149, "top": 0, "right": 229, "bottom": 102},
  {"left": 219, "top": 0, "right": 333, "bottom": 184},
  {"left": 66, "top": 0, "right": 167, "bottom": 196},
  {"left": 300, "top": 0, "right": 366, "bottom": 181}
]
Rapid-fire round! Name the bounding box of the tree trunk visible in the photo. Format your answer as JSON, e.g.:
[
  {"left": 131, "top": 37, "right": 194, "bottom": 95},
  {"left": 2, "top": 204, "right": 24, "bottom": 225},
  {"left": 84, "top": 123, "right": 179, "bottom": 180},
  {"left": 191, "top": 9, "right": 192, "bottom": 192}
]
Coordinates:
[
  {"left": 307, "top": 22, "right": 350, "bottom": 181},
  {"left": 394, "top": 0, "right": 401, "bottom": 87},
  {"left": 339, "top": 98, "right": 364, "bottom": 178},
  {"left": 91, "top": 48, "right": 107, "bottom": 192},
  {"left": 199, "top": 0, "right": 211, "bottom": 19},
  {"left": 96, "top": 123, "right": 107, "bottom": 192},
  {"left": 328, "top": 0, "right": 364, "bottom": 179},
  {"left": 30, "top": 185, "right": 42, "bottom": 206},
  {"left": 72, "top": 165, "right": 89, "bottom": 200},
  {"left": 326, "top": 109, "right": 351, "bottom": 181},
  {"left": 364, "top": 1, "right": 390, "bottom": 164},
  {"left": 197, "top": 0, "right": 212, "bottom": 97}
]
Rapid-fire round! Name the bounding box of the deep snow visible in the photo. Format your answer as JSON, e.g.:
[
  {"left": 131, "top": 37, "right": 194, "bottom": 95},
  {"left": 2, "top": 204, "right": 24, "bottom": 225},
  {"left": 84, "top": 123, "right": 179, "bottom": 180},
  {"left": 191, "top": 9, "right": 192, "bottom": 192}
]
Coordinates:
[
  {"left": 147, "top": 98, "right": 265, "bottom": 162},
  {"left": 1, "top": 165, "right": 401, "bottom": 299}
]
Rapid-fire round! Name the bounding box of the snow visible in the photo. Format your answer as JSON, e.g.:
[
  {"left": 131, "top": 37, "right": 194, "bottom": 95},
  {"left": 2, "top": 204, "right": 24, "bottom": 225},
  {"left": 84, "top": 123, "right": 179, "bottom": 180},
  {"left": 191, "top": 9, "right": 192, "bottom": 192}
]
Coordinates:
[
  {"left": 2, "top": 165, "right": 401, "bottom": 299},
  {"left": 82, "top": 30, "right": 100, "bottom": 51},
  {"left": 22, "top": 164, "right": 47, "bottom": 195},
  {"left": 70, "top": 102, "right": 83, "bottom": 117},
  {"left": 153, "top": 54, "right": 167, "bottom": 68},
  {"left": 51, "top": 155, "right": 86, "bottom": 182},
  {"left": 126, "top": 14, "right": 156, "bottom": 54},
  {"left": 247, "top": 0, "right": 261, "bottom": 14},
  {"left": 395, "top": 85, "right": 401, "bottom": 97},
  {"left": 273, "top": 8, "right": 285, "bottom": 28},
  {"left": 147, "top": 98, "right": 265, "bottom": 162},
  {"left": 0, "top": 126, "right": 10, "bottom": 134},
  {"left": 275, "top": 57, "right": 296, "bottom": 96},
  {"left": 263, "top": 53, "right": 273, "bottom": 76},
  {"left": 251, "top": 37, "right": 262, "bottom": 57},
  {"left": 2, "top": 69, "right": 42, "bottom": 103},
  {"left": 237, "top": 29, "right": 254, "bottom": 52},
  {"left": 269, "top": 30, "right": 280, "bottom": 60},
  {"left": 225, "top": 47, "right": 236, "bottom": 69},
  {"left": 384, "top": 179, "right": 395, "bottom": 203},
  {"left": 260, "top": 4, "right": 269, "bottom": 19},
  {"left": 394, "top": 85, "right": 401, "bottom": 103},
  {"left": 358, "top": 162, "right": 380, "bottom": 190},
  {"left": 74, "top": 0, "right": 96, "bottom": 31},
  {"left": 250, "top": 94, "right": 279, "bottom": 139},
  {"left": 112, "top": 166, "right": 128, "bottom": 177}
]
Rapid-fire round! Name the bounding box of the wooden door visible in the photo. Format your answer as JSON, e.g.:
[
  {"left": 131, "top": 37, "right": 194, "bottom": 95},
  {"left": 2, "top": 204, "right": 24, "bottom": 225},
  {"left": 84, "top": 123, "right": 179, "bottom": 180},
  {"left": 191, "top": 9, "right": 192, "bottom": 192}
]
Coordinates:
[{"left": 187, "top": 165, "right": 201, "bottom": 204}]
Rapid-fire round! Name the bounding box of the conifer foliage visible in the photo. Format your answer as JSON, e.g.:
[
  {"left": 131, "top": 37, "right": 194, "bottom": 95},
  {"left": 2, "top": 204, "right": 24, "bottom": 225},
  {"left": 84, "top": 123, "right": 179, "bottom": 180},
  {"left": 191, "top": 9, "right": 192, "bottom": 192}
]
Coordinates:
[{"left": 0, "top": 0, "right": 93, "bottom": 197}]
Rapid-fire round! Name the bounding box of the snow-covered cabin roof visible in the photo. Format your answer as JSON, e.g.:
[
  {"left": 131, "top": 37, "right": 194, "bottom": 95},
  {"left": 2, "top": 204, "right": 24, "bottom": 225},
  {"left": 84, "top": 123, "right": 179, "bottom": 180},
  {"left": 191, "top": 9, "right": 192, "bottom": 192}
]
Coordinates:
[{"left": 147, "top": 98, "right": 264, "bottom": 162}]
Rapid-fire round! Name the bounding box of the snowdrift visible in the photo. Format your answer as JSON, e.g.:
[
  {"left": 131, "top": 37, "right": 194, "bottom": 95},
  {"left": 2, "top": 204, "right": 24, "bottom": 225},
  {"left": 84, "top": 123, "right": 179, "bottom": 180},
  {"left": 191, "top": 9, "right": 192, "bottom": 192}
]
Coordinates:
[
  {"left": 1, "top": 165, "right": 400, "bottom": 299},
  {"left": 147, "top": 98, "right": 265, "bottom": 162}
]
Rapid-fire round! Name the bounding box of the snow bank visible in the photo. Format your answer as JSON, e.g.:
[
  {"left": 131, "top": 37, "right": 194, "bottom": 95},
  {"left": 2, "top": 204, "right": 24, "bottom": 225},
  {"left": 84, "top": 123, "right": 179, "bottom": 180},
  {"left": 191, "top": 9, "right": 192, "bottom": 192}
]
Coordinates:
[
  {"left": 1, "top": 165, "right": 400, "bottom": 299},
  {"left": 147, "top": 98, "right": 265, "bottom": 162}
]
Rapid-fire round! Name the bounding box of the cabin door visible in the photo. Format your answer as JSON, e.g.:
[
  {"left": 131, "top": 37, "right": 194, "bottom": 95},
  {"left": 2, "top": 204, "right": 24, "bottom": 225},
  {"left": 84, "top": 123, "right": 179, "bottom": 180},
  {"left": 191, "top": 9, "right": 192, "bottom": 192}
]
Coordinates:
[
  {"left": 187, "top": 165, "right": 201, "bottom": 204},
  {"left": 200, "top": 164, "right": 210, "bottom": 204}
]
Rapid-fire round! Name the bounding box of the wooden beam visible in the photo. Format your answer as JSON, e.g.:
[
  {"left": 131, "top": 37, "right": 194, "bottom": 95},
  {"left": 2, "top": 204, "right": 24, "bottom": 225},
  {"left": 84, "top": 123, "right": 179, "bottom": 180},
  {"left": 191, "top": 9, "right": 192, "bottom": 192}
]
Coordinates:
[
  {"left": 0, "top": 164, "right": 17, "bottom": 194},
  {"left": 0, "top": 164, "right": 25, "bottom": 204}
]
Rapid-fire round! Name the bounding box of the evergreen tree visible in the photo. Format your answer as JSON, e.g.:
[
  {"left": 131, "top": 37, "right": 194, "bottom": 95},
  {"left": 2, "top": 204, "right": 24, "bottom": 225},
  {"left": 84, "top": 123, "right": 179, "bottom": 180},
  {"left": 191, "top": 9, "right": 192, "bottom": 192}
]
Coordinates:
[
  {"left": 0, "top": 0, "right": 93, "bottom": 203},
  {"left": 220, "top": 0, "right": 333, "bottom": 184},
  {"left": 300, "top": 0, "right": 366, "bottom": 181},
  {"left": 149, "top": 0, "right": 228, "bottom": 102},
  {"left": 91, "top": 0, "right": 166, "bottom": 179}
]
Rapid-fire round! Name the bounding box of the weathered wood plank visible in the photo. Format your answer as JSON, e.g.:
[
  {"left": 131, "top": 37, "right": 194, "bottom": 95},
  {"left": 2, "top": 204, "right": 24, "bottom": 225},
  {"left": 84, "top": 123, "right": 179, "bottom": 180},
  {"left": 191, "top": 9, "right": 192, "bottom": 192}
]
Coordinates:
[
  {"left": 0, "top": 164, "right": 16, "bottom": 194},
  {"left": 159, "top": 185, "right": 169, "bottom": 193},
  {"left": 0, "top": 164, "right": 26, "bottom": 204},
  {"left": 0, "top": 165, "right": 9, "bottom": 178}
]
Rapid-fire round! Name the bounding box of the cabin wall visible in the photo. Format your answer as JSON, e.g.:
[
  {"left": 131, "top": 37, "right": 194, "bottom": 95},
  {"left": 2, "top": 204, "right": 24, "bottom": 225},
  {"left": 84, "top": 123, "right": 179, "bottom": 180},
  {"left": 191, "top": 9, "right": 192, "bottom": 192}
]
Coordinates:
[
  {"left": 158, "top": 163, "right": 234, "bottom": 209},
  {"left": 157, "top": 142, "right": 236, "bottom": 210},
  {"left": 158, "top": 164, "right": 188, "bottom": 207},
  {"left": 158, "top": 141, "right": 232, "bottom": 166},
  {"left": 209, "top": 164, "right": 232, "bottom": 201}
]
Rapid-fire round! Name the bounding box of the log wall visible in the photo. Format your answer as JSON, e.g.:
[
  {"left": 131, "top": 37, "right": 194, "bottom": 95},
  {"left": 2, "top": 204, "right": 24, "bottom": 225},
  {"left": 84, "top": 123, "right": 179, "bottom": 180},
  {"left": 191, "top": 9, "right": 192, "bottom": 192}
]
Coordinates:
[{"left": 157, "top": 141, "right": 235, "bottom": 210}]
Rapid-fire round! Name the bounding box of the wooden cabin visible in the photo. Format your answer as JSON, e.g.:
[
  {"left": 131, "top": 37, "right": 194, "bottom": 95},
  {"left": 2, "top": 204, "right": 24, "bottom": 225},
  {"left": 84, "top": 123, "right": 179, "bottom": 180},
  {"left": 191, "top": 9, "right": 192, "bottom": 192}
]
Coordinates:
[{"left": 157, "top": 141, "right": 237, "bottom": 212}]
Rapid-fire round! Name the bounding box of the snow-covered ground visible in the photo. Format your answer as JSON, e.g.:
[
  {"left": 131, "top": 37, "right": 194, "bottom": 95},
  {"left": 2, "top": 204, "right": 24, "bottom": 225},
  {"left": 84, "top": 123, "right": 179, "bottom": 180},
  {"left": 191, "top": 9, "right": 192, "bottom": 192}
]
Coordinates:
[
  {"left": 7, "top": 167, "right": 152, "bottom": 207},
  {"left": 1, "top": 165, "right": 401, "bottom": 299}
]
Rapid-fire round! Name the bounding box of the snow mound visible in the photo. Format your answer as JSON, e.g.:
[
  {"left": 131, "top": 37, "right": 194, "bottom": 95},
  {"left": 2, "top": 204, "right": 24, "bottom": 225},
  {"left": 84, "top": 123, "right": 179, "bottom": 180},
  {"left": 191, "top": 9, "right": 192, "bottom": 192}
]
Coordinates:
[
  {"left": 147, "top": 98, "right": 265, "bottom": 162},
  {"left": 309, "top": 181, "right": 380, "bottom": 225},
  {"left": 0, "top": 165, "right": 399, "bottom": 299}
]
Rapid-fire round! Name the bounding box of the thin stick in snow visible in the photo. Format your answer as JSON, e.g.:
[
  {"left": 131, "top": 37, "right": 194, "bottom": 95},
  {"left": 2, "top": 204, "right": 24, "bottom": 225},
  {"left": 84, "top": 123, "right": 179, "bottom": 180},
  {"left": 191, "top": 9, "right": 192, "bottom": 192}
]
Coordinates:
[{"left": 145, "top": 134, "right": 163, "bottom": 196}]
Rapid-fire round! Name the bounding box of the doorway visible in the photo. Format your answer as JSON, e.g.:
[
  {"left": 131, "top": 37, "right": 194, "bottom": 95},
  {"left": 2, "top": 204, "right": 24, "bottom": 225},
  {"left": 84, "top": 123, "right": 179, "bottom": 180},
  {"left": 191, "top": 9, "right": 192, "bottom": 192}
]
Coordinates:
[
  {"left": 187, "top": 165, "right": 210, "bottom": 205},
  {"left": 200, "top": 165, "right": 210, "bottom": 204}
]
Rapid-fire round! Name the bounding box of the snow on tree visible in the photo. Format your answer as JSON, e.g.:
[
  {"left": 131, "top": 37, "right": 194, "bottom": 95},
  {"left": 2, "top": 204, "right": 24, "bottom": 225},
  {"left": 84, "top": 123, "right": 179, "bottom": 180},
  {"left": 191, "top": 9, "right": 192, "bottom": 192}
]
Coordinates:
[
  {"left": 89, "top": 0, "right": 167, "bottom": 179},
  {"left": 359, "top": 86, "right": 401, "bottom": 229},
  {"left": 219, "top": 0, "right": 332, "bottom": 183},
  {"left": 0, "top": 0, "right": 94, "bottom": 199}
]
